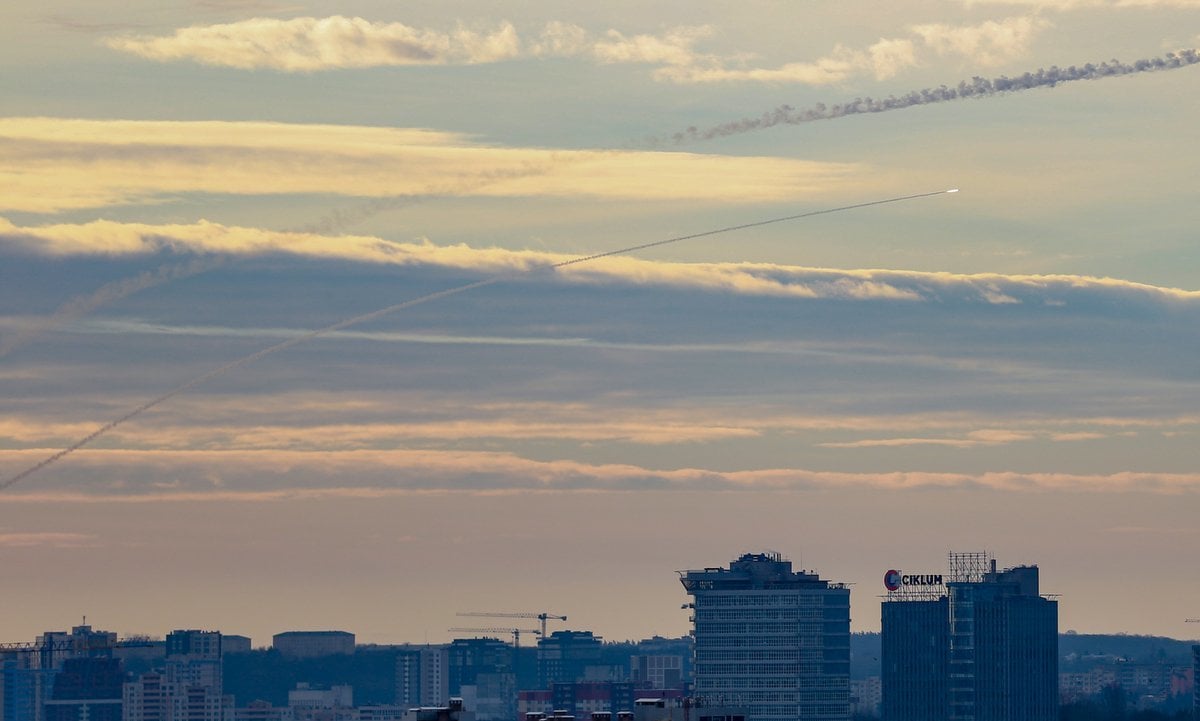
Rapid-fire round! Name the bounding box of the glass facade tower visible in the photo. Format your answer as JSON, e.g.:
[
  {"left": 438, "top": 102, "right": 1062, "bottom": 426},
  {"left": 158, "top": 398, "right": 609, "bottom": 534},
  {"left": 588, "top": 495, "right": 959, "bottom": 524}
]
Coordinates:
[{"left": 881, "top": 557, "right": 1057, "bottom": 721}]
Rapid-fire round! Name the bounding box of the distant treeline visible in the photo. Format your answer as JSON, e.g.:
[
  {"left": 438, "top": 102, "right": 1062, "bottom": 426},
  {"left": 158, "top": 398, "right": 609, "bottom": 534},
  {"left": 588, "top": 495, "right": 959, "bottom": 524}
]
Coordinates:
[{"left": 849, "top": 633, "right": 1195, "bottom": 679}]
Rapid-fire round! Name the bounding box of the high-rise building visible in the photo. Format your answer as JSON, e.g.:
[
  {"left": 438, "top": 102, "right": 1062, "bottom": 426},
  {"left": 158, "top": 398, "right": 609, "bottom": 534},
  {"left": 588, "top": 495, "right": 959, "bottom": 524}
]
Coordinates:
[
  {"left": 3, "top": 659, "right": 53, "bottom": 721},
  {"left": 881, "top": 597, "right": 949, "bottom": 721},
  {"left": 123, "top": 672, "right": 179, "bottom": 721},
  {"left": 164, "top": 632, "right": 222, "bottom": 696},
  {"left": 446, "top": 639, "right": 516, "bottom": 721},
  {"left": 680, "top": 552, "right": 851, "bottom": 721},
  {"left": 125, "top": 631, "right": 230, "bottom": 721},
  {"left": 880, "top": 553, "right": 1058, "bottom": 721},
  {"left": 3, "top": 625, "right": 119, "bottom": 721},
  {"left": 44, "top": 657, "right": 125, "bottom": 721},
  {"left": 397, "top": 647, "right": 449, "bottom": 709},
  {"left": 448, "top": 640, "right": 511, "bottom": 697},
  {"left": 537, "top": 633, "right": 602, "bottom": 689}
]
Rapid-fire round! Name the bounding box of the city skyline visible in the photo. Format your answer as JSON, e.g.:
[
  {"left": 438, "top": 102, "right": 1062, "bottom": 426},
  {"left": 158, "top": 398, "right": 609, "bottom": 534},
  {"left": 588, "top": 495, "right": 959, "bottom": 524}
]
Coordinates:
[
  {"left": 1, "top": 547, "right": 1196, "bottom": 647},
  {"left": 3, "top": 1, "right": 1200, "bottom": 645}
]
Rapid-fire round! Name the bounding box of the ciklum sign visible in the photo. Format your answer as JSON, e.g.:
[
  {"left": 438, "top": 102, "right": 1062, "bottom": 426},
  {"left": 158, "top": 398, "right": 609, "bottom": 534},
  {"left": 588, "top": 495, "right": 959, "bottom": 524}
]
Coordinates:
[{"left": 884, "top": 570, "right": 944, "bottom": 592}]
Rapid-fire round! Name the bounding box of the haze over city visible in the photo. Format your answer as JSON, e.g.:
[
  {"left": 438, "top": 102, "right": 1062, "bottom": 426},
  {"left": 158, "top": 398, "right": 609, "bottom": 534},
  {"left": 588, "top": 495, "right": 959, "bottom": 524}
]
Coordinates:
[{"left": 2, "top": 0, "right": 1199, "bottom": 648}]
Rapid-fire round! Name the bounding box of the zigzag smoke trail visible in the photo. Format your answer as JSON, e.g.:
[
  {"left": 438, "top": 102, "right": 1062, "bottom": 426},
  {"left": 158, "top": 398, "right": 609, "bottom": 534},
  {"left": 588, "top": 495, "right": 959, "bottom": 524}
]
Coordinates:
[
  {"left": 666, "top": 50, "right": 1200, "bottom": 143},
  {"left": 0, "top": 189, "right": 956, "bottom": 491},
  {"left": 5, "top": 49, "right": 1196, "bottom": 357}
]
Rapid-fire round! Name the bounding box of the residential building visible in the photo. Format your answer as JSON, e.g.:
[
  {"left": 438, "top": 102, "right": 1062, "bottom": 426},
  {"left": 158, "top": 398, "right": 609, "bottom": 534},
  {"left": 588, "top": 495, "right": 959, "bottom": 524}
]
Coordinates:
[
  {"left": 125, "top": 631, "right": 230, "bottom": 721},
  {"left": 44, "top": 657, "right": 125, "bottom": 721},
  {"left": 396, "top": 648, "right": 448, "bottom": 709},
  {"left": 397, "top": 700, "right": 471, "bottom": 721},
  {"left": 551, "top": 682, "right": 634, "bottom": 717},
  {"left": 123, "top": 671, "right": 179, "bottom": 721},
  {"left": 457, "top": 674, "right": 515, "bottom": 721},
  {"left": 271, "top": 634, "right": 354, "bottom": 660},
  {"left": 538, "top": 633, "right": 603, "bottom": 689},
  {"left": 358, "top": 707, "right": 408, "bottom": 721},
  {"left": 232, "top": 701, "right": 290, "bottom": 721},
  {"left": 447, "top": 640, "right": 510, "bottom": 699},
  {"left": 849, "top": 678, "right": 881, "bottom": 719},
  {"left": 287, "top": 684, "right": 354, "bottom": 721},
  {"left": 164, "top": 632, "right": 222, "bottom": 695},
  {"left": 3, "top": 660, "right": 53, "bottom": 721},
  {"left": 444, "top": 637, "right": 515, "bottom": 721},
  {"left": 630, "top": 657, "right": 682, "bottom": 690},
  {"left": 515, "top": 691, "right": 552, "bottom": 720},
  {"left": 628, "top": 697, "right": 748, "bottom": 721},
  {"left": 680, "top": 552, "right": 851, "bottom": 721},
  {"left": 288, "top": 686, "right": 352, "bottom": 710}
]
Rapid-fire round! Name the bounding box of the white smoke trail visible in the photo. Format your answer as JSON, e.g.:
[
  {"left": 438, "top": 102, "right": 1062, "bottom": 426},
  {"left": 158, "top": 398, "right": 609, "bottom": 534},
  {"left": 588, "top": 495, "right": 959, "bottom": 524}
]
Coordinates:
[
  {"left": 0, "top": 257, "right": 226, "bottom": 359},
  {"left": 664, "top": 50, "right": 1200, "bottom": 144},
  {"left": 0, "top": 189, "right": 956, "bottom": 491},
  {"left": 0, "top": 159, "right": 571, "bottom": 359}
]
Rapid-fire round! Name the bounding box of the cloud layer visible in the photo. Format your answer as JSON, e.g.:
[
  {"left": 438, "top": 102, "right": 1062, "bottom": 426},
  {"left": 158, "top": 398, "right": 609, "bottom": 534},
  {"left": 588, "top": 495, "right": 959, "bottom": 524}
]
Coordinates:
[
  {"left": 1, "top": 447, "right": 1198, "bottom": 500},
  {"left": 4, "top": 215, "right": 1199, "bottom": 307},
  {"left": 108, "top": 16, "right": 524, "bottom": 71},
  {"left": 0, "top": 118, "right": 858, "bottom": 213},
  {"left": 4, "top": 215, "right": 1200, "bottom": 500},
  {"left": 105, "top": 15, "right": 1050, "bottom": 83}
]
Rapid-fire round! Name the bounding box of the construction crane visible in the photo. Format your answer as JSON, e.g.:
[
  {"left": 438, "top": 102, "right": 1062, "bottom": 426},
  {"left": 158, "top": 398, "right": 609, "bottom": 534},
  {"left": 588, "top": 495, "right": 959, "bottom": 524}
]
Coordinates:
[
  {"left": 0, "top": 638, "right": 158, "bottom": 654},
  {"left": 455, "top": 611, "right": 567, "bottom": 638},
  {"left": 0, "top": 637, "right": 159, "bottom": 669},
  {"left": 446, "top": 627, "right": 541, "bottom": 649}
]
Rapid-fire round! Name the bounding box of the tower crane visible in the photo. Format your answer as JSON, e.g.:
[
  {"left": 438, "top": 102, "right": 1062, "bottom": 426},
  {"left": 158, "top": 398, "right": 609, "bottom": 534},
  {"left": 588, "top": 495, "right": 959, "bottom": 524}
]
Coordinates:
[
  {"left": 446, "top": 627, "right": 541, "bottom": 649},
  {"left": 455, "top": 611, "right": 567, "bottom": 638}
]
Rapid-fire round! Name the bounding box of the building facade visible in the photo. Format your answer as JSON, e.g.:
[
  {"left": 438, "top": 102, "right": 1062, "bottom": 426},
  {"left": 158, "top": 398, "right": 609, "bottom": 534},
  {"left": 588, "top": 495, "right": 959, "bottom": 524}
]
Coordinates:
[
  {"left": 124, "top": 630, "right": 230, "bottom": 721},
  {"left": 271, "top": 634, "right": 355, "bottom": 660},
  {"left": 2, "top": 625, "right": 121, "bottom": 721},
  {"left": 680, "top": 552, "right": 851, "bottom": 721},
  {"left": 881, "top": 553, "right": 1057, "bottom": 721},
  {"left": 44, "top": 657, "right": 125, "bottom": 721},
  {"left": 630, "top": 657, "right": 683, "bottom": 690},
  {"left": 881, "top": 598, "right": 949, "bottom": 721},
  {"left": 1193, "top": 645, "right": 1199, "bottom": 721},
  {"left": 550, "top": 682, "right": 634, "bottom": 717},
  {"left": 537, "top": 633, "right": 603, "bottom": 689}
]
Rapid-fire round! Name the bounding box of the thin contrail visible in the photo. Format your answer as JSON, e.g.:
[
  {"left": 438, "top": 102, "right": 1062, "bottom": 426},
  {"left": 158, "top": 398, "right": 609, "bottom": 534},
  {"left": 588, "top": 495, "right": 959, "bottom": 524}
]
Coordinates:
[
  {"left": 0, "top": 257, "right": 225, "bottom": 359},
  {"left": 664, "top": 50, "right": 1200, "bottom": 144},
  {"left": 0, "top": 189, "right": 958, "bottom": 491}
]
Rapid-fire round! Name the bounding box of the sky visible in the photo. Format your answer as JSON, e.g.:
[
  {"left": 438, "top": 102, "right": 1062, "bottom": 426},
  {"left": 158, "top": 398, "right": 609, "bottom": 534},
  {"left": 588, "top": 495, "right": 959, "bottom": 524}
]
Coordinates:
[{"left": 2, "top": 0, "right": 1200, "bottom": 648}]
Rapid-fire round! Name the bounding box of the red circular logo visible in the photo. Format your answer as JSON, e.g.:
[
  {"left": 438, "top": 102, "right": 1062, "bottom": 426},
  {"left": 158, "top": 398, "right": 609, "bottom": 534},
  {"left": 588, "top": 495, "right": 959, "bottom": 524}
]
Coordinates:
[{"left": 884, "top": 569, "right": 902, "bottom": 591}]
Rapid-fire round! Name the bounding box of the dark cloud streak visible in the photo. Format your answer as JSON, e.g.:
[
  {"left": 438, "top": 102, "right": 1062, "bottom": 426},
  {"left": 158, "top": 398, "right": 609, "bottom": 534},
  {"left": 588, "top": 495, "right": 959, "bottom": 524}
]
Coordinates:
[{"left": 664, "top": 50, "right": 1200, "bottom": 144}]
